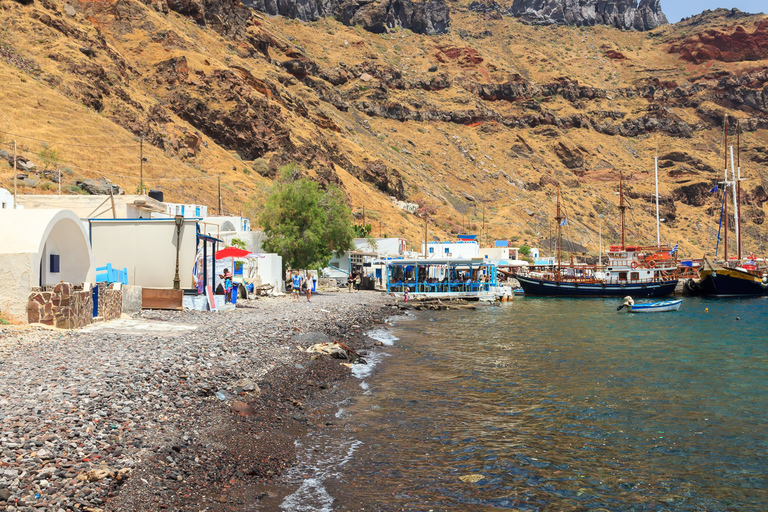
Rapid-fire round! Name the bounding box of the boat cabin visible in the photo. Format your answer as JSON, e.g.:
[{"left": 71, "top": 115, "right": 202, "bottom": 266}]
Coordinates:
[{"left": 604, "top": 245, "right": 677, "bottom": 284}]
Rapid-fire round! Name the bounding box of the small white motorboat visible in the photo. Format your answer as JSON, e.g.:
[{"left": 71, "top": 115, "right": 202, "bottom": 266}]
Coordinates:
[{"left": 617, "top": 296, "right": 682, "bottom": 313}]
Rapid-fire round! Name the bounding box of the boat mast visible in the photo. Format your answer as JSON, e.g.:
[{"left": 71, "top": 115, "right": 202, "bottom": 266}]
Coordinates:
[
  {"left": 737, "top": 121, "right": 742, "bottom": 260},
  {"left": 655, "top": 153, "right": 660, "bottom": 246},
  {"left": 730, "top": 144, "right": 739, "bottom": 263},
  {"left": 723, "top": 117, "right": 728, "bottom": 264},
  {"left": 619, "top": 171, "right": 626, "bottom": 251},
  {"left": 556, "top": 184, "right": 562, "bottom": 282}
]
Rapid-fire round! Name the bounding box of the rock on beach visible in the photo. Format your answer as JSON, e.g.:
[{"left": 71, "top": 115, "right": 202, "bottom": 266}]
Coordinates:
[{"left": 0, "top": 291, "right": 397, "bottom": 511}]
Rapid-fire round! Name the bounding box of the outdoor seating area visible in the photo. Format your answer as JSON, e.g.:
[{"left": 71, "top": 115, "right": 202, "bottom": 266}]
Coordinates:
[{"left": 383, "top": 258, "right": 499, "bottom": 298}]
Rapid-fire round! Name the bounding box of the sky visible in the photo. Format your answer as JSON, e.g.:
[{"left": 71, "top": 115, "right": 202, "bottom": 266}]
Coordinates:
[{"left": 663, "top": 0, "right": 766, "bottom": 23}]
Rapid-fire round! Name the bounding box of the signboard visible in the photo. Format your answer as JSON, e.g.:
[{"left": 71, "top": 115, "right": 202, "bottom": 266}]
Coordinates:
[{"left": 206, "top": 285, "right": 217, "bottom": 311}]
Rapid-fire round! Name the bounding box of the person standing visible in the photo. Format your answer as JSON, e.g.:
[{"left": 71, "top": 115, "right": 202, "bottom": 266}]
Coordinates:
[
  {"left": 354, "top": 273, "right": 362, "bottom": 292},
  {"left": 347, "top": 273, "right": 355, "bottom": 293},
  {"left": 291, "top": 271, "right": 302, "bottom": 302}
]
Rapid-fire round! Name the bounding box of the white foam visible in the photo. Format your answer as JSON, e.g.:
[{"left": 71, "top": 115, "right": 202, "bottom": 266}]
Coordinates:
[
  {"left": 366, "top": 328, "right": 399, "bottom": 346},
  {"left": 280, "top": 478, "right": 334, "bottom": 512},
  {"left": 350, "top": 351, "right": 389, "bottom": 380},
  {"left": 280, "top": 436, "right": 363, "bottom": 511}
]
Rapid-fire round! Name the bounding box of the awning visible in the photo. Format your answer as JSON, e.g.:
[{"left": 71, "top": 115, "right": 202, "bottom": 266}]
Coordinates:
[{"left": 215, "top": 247, "right": 252, "bottom": 260}]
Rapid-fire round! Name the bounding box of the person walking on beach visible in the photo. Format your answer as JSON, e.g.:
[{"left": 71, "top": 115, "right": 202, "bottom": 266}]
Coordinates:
[
  {"left": 354, "top": 273, "right": 361, "bottom": 292},
  {"left": 291, "top": 271, "right": 302, "bottom": 302},
  {"left": 303, "top": 272, "right": 312, "bottom": 302},
  {"left": 347, "top": 273, "right": 355, "bottom": 293}
]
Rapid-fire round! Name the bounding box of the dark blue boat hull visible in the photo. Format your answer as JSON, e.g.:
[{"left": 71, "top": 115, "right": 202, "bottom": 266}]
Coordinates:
[
  {"left": 697, "top": 270, "right": 768, "bottom": 297},
  {"left": 515, "top": 275, "right": 678, "bottom": 297}
]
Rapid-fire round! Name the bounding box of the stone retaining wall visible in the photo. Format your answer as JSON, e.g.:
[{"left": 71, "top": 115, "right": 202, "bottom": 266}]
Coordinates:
[
  {"left": 27, "top": 282, "right": 125, "bottom": 328},
  {"left": 97, "top": 283, "right": 122, "bottom": 321},
  {"left": 27, "top": 282, "right": 93, "bottom": 329}
]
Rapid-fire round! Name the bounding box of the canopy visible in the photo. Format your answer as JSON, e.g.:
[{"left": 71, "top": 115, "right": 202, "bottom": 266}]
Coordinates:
[{"left": 215, "top": 247, "right": 252, "bottom": 260}]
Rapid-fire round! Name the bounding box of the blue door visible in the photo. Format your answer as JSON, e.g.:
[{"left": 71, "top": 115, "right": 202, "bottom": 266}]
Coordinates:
[{"left": 92, "top": 286, "right": 99, "bottom": 317}]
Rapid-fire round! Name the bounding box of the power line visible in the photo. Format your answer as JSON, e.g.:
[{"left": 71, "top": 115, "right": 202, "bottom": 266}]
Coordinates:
[
  {"left": 2, "top": 141, "right": 217, "bottom": 182},
  {"left": 0, "top": 129, "right": 136, "bottom": 149}
]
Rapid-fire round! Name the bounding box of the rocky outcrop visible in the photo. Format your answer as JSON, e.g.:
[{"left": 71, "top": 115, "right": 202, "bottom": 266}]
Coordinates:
[
  {"left": 351, "top": 159, "right": 406, "bottom": 200},
  {"left": 668, "top": 19, "right": 768, "bottom": 64},
  {"left": 470, "top": 0, "right": 667, "bottom": 31},
  {"left": 243, "top": 0, "right": 450, "bottom": 34},
  {"left": 141, "top": 0, "right": 252, "bottom": 36}
]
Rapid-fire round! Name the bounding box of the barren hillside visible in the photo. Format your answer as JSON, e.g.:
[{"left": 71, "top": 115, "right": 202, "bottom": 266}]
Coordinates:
[{"left": 1, "top": 0, "right": 767, "bottom": 258}]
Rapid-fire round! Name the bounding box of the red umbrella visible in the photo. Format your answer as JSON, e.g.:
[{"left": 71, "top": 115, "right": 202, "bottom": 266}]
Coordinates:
[{"left": 215, "top": 247, "right": 252, "bottom": 260}]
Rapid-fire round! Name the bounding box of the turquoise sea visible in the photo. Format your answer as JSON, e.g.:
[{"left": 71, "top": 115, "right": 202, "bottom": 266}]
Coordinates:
[{"left": 281, "top": 297, "right": 768, "bottom": 511}]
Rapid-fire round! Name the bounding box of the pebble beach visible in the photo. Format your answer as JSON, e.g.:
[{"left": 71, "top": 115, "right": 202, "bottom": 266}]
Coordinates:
[{"left": 0, "top": 291, "right": 397, "bottom": 511}]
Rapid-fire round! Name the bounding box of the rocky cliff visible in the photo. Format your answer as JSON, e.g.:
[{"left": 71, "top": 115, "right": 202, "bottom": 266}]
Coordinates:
[
  {"left": 1, "top": 1, "right": 767, "bottom": 257},
  {"left": 244, "top": 0, "right": 450, "bottom": 34},
  {"left": 470, "top": 0, "right": 667, "bottom": 31}
]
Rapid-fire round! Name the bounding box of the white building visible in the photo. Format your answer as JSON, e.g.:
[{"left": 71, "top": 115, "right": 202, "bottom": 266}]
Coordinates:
[
  {"left": 0, "top": 188, "right": 15, "bottom": 209},
  {"left": 88, "top": 218, "right": 197, "bottom": 289},
  {"left": 422, "top": 240, "right": 480, "bottom": 259},
  {"left": 15, "top": 194, "right": 167, "bottom": 219},
  {"left": 158, "top": 202, "right": 208, "bottom": 219},
  {"left": 201, "top": 216, "right": 251, "bottom": 235},
  {"left": 0, "top": 209, "right": 93, "bottom": 320},
  {"left": 353, "top": 237, "right": 407, "bottom": 256}
]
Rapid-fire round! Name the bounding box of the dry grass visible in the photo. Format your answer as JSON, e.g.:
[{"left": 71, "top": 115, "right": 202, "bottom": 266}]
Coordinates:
[{"left": 1, "top": 0, "right": 767, "bottom": 256}]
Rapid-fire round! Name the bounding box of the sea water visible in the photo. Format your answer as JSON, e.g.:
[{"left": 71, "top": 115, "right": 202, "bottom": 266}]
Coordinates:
[{"left": 282, "top": 297, "right": 768, "bottom": 511}]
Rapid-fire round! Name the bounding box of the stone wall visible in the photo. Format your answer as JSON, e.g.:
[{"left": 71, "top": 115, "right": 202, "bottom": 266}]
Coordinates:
[
  {"left": 27, "top": 282, "right": 125, "bottom": 328},
  {"left": 121, "top": 285, "right": 143, "bottom": 316},
  {"left": 27, "top": 282, "right": 93, "bottom": 329},
  {"left": 97, "top": 283, "right": 123, "bottom": 321}
]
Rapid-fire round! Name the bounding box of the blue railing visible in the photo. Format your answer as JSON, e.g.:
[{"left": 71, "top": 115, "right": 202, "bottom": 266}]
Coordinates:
[{"left": 96, "top": 263, "right": 128, "bottom": 285}]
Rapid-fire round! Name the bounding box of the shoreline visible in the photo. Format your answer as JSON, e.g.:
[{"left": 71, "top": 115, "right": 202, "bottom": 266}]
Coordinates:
[{"left": 0, "top": 291, "right": 398, "bottom": 511}]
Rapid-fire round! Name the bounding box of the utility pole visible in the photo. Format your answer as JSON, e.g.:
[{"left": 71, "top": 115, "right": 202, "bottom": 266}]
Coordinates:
[
  {"left": 58, "top": 167, "right": 61, "bottom": 195},
  {"left": 218, "top": 175, "right": 222, "bottom": 215},
  {"left": 13, "top": 140, "right": 17, "bottom": 208},
  {"left": 482, "top": 203, "right": 485, "bottom": 246},
  {"left": 424, "top": 214, "right": 428, "bottom": 258},
  {"left": 140, "top": 136, "right": 144, "bottom": 195}
]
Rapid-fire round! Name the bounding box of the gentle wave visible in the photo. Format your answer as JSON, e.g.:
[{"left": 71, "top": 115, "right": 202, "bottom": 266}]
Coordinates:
[{"left": 365, "top": 328, "right": 399, "bottom": 346}]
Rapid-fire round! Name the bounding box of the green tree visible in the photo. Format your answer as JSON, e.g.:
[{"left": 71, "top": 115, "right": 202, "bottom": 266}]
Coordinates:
[
  {"left": 258, "top": 166, "right": 355, "bottom": 270},
  {"left": 354, "top": 223, "right": 372, "bottom": 237},
  {"left": 229, "top": 237, "right": 247, "bottom": 250}
]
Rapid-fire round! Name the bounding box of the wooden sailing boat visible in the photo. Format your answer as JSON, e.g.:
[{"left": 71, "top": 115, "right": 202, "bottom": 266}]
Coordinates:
[
  {"left": 514, "top": 175, "right": 679, "bottom": 297},
  {"left": 696, "top": 120, "right": 768, "bottom": 296}
]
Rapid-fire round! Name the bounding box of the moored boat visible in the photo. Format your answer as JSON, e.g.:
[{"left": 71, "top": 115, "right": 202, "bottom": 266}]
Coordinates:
[
  {"left": 696, "top": 258, "right": 768, "bottom": 297},
  {"left": 692, "top": 121, "right": 768, "bottom": 297},
  {"left": 618, "top": 296, "right": 682, "bottom": 313},
  {"left": 514, "top": 175, "right": 679, "bottom": 298}
]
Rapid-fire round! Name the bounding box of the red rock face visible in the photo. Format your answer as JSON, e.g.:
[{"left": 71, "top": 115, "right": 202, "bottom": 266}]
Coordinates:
[
  {"left": 604, "top": 49, "right": 627, "bottom": 61},
  {"left": 668, "top": 20, "right": 768, "bottom": 64},
  {"left": 435, "top": 46, "right": 484, "bottom": 67}
]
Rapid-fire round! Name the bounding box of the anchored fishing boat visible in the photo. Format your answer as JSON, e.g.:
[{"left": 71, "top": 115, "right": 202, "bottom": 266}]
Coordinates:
[{"left": 515, "top": 174, "right": 679, "bottom": 297}]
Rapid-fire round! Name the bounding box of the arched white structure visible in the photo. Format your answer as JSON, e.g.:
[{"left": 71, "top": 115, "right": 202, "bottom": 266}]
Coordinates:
[{"left": 0, "top": 209, "right": 92, "bottom": 321}]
